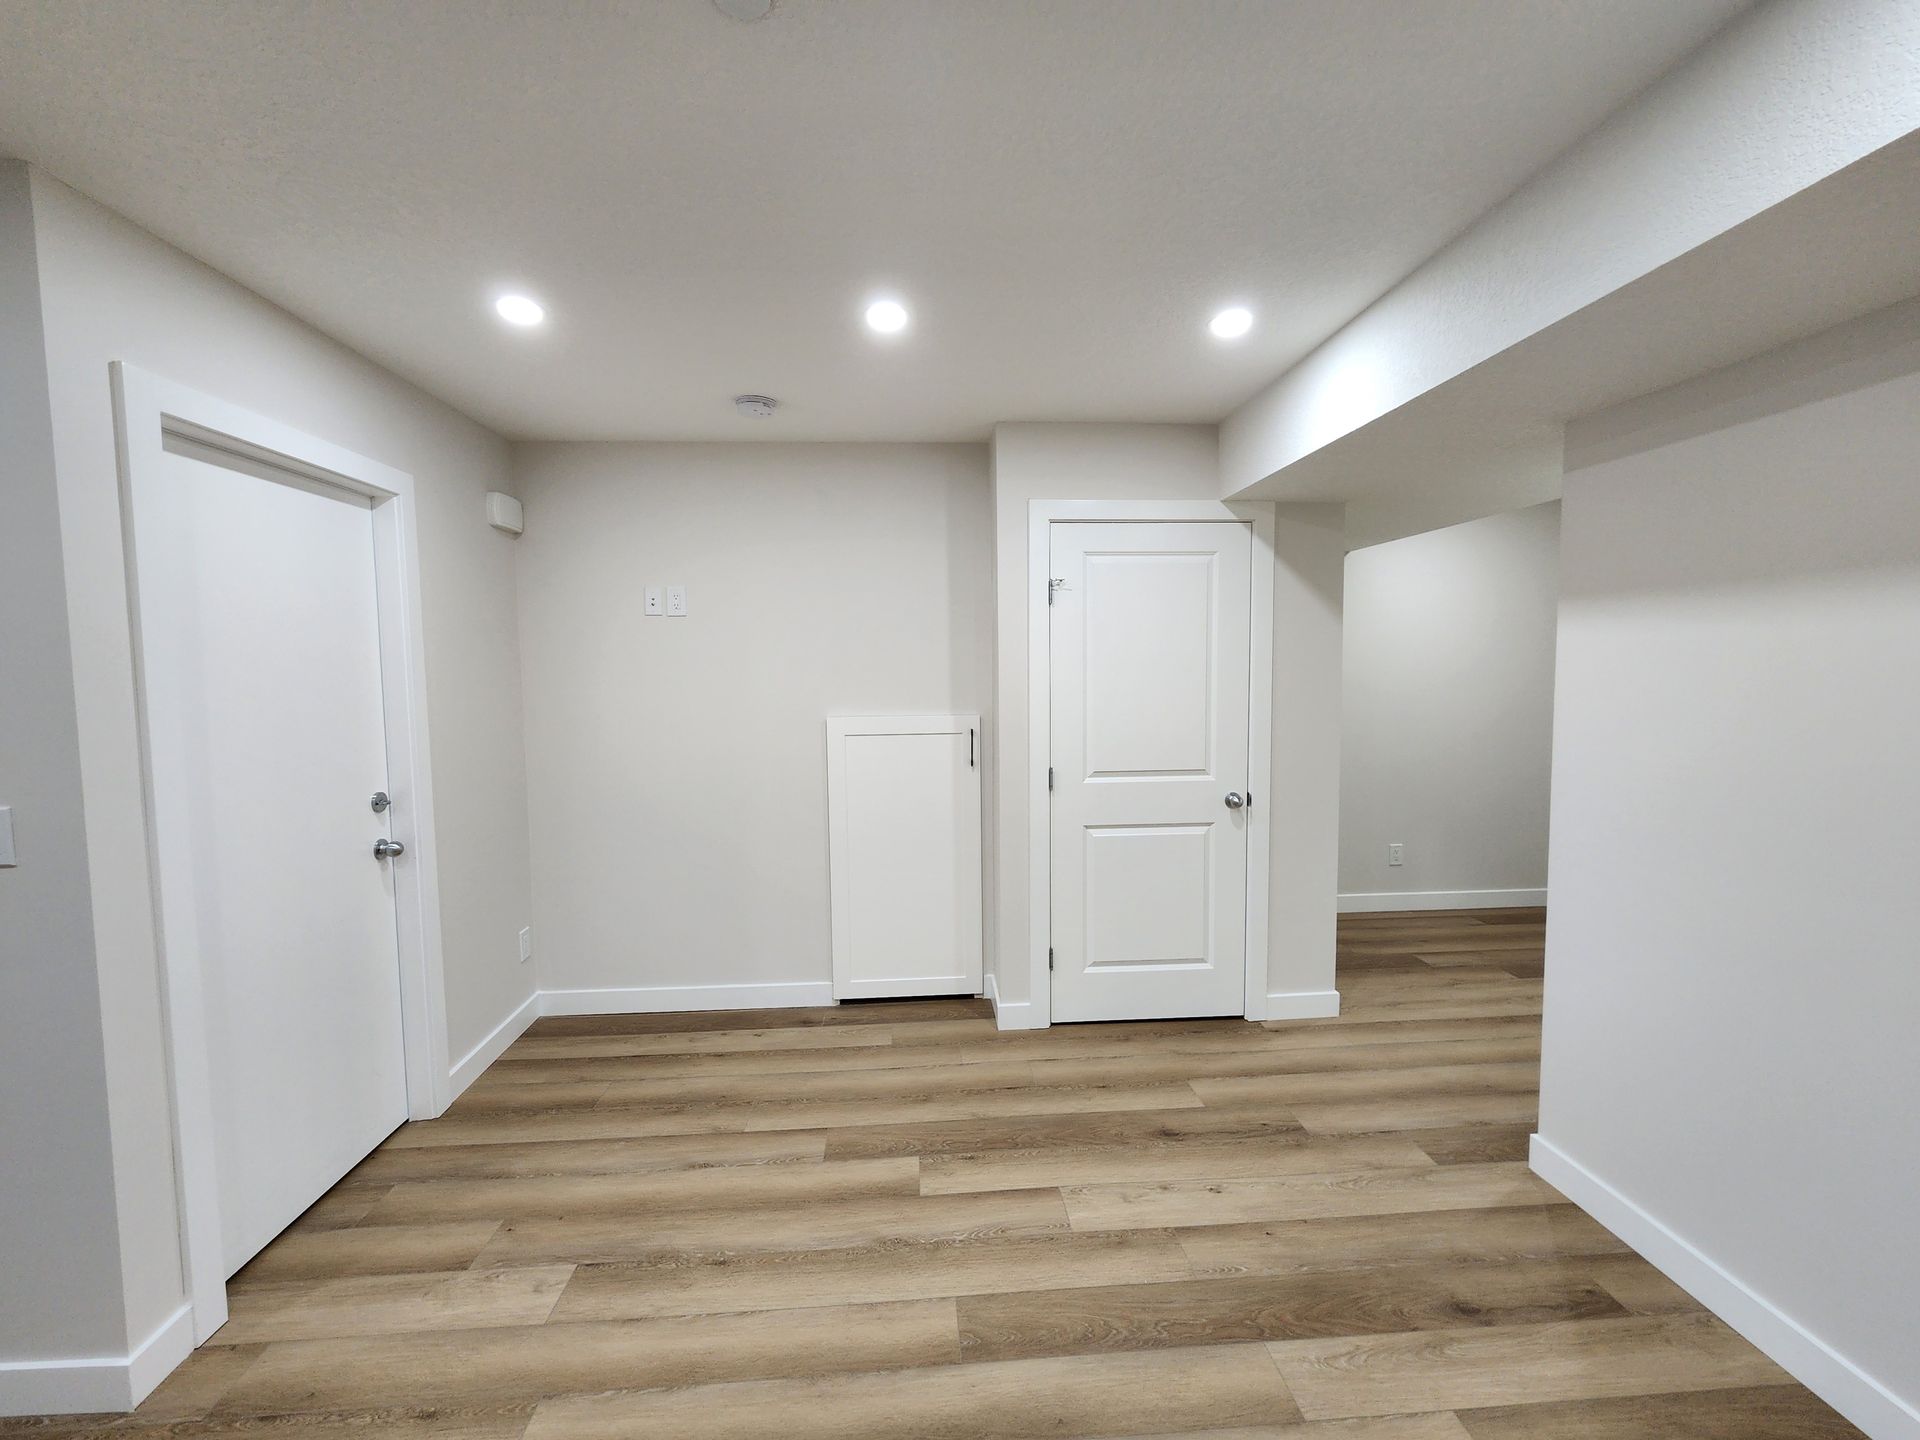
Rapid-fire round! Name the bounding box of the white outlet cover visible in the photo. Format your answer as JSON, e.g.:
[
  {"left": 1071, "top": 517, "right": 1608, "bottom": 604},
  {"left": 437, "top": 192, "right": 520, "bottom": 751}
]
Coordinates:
[
  {"left": 644, "top": 586, "right": 663, "bottom": 615},
  {"left": 519, "top": 926, "right": 533, "bottom": 962},
  {"left": 666, "top": 584, "right": 688, "bottom": 616}
]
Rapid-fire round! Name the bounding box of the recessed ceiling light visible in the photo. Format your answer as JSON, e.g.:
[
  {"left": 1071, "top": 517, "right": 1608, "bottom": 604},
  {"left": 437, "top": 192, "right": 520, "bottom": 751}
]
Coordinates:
[
  {"left": 1209, "top": 306, "right": 1253, "bottom": 340},
  {"left": 864, "top": 299, "right": 910, "bottom": 335},
  {"left": 494, "top": 293, "right": 546, "bottom": 327}
]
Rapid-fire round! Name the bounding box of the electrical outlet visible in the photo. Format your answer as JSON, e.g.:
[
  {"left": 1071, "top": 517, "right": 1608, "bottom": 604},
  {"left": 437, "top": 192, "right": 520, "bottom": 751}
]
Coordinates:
[
  {"left": 665, "top": 584, "right": 688, "bottom": 617},
  {"left": 1387, "top": 843, "right": 1405, "bottom": 867},
  {"left": 643, "top": 586, "right": 663, "bottom": 616},
  {"left": 519, "top": 926, "right": 533, "bottom": 964}
]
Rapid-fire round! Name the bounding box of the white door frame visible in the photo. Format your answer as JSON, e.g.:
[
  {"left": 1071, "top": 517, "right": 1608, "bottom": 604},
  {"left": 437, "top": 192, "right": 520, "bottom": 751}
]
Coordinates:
[
  {"left": 112, "top": 363, "right": 449, "bottom": 1342},
  {"left": 1027, "top": 499, "right": 1276, "bottom": 1029}
]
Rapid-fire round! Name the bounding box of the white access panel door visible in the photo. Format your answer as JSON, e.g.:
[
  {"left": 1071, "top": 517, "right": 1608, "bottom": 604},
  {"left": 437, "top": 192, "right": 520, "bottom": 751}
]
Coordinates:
[
  {"left": 827, "top": 715, "right": 983, "bottom": 999},
  {"left": 133, "top": 437, "right": 409, "bottom": 1276},
  {"left": 1050, "top": 522, "right": 1253, "bottom": 1022}
]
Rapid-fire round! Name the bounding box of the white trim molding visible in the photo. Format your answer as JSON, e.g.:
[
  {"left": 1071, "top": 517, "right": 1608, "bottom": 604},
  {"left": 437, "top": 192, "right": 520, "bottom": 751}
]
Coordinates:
[
  {"left": 984, "top": 971, "right": 1039, "bottom": 1031},
  {"left": 1026, "top": 498, "right": 1278, "bottom": 1031},
  {"left": 0, "top": 1303, "right": 192, "bottom": 1417},
  {"left": 447, "top": 991, "right": 540, "bottom": 1102},
  {"left": 1338, "top": 887, "right": 1547, "bottom": 913},
  {"left": 1531, "top": 1135, "right": 1920, "bottom": 1440},
  {"left": 1264, "top": 989, "right": 1342, "bottom": 1020},
  {"left": 540, "top": 981, "right": 837, "bottom": 1016}
]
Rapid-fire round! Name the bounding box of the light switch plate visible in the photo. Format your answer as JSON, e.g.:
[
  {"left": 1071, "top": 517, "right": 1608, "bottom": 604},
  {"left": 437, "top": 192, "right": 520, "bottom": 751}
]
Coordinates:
[
  {"left": 643, "top": 586, "right": 664, "bottom": 616},
  {"left": 666, "top": 584, "right": 688, "bottom": 617},
  {"left": 519, "top": 926, "right": 533, "bottom": 964},
  {"left": 0, "top": 806, "right": 14, "bottom": 867}
]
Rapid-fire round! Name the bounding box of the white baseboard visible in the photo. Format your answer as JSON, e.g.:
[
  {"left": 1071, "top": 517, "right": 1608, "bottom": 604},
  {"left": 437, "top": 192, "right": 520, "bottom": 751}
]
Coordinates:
[
  {"left": 1530, "top": 1134, "right": 1918, "bottom": 1440},
  {"left": 984, "top": 971, "right": 1040, "bottom": 1031},
  {"left": 1338, "top": 887, "right": 1547, "bottom": 913},
  {"left": 446, "top": 990, "right": 540, "bottom": 1103},
  {"left": 1264, "top": 989, "right": 1342, "bottom": 1020},
  {"left": 0, "top": 1302, "right": 192, "bottom": 1417},
  {"left": 539, "top": 980, "right": 837, "bottom": 1016}
]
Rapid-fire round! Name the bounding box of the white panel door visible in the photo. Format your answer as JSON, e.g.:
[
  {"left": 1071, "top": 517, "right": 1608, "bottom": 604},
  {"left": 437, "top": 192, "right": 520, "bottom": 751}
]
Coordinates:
[
  {"left": 1050, "top": 522, "right": 1253, "bottom": 1021},
  {"left": 827, "top": 715, "right": 983, "bottom": 999},
  {"left": 134, "top": 438, "right": 409, "bottom": 1275}
]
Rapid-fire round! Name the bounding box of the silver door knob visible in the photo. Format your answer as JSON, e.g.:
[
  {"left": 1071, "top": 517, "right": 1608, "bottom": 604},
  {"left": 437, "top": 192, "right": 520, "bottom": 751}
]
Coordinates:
[
  {"left": 374, "top": 839, "right": 405, "bottom": 859},
  {"left": 1224, "top": 792, "right": 1245, "bottom": 809}
]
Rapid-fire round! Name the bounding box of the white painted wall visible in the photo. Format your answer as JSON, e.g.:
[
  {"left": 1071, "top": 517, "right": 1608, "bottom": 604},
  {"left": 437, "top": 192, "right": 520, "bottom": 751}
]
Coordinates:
[
  {"left": 1340, "top": 503, "right": 1558, "bottom": 909},
  {"left": 1539, "top": 312, "right": 1920, "bottom": 1437},
  {"left": 987, "top": 424, "right": 1343, "bottom": 1017},
  {"left": 1221, "top": 0, "right": 1920, "bottom": 496},
  {"left": 5, "top": 166, "right": 534, "bottom": 1389},
  {"left": 514, "top": 442, "right": 991, "bottom": 1005},
  {"left": 0, "top": 162, "right": 131, "bottom": 1374}
]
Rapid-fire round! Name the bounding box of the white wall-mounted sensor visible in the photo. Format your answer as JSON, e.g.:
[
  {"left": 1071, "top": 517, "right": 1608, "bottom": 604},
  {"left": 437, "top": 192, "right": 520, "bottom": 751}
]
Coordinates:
[
  {"left": 486, "top": 492, "right": 524, "bottom": 535},
  {"left": 734, "top": 394, "right": 778, "bottom": 419}
]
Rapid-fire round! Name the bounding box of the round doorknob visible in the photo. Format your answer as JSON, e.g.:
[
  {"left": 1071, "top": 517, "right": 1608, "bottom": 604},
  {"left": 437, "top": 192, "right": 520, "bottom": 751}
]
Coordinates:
[
  {"left": 374, "top": 839, "right": 405, "bottom": 859},
  {"left": 1224, "top": 792, "right": 1245, "bottom": 809}
]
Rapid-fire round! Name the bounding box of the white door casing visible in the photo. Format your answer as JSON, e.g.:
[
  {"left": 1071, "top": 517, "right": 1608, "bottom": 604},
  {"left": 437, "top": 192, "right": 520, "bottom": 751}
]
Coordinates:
[
  {"left": 1048, "top": 521, "right": 1254, "bottom": 1021},
  {"left": 114, "top": 364, "right": 446, "bottom": 1342},
  {"left": 826, "top": 715, "right": 983, "bottom": 999}
]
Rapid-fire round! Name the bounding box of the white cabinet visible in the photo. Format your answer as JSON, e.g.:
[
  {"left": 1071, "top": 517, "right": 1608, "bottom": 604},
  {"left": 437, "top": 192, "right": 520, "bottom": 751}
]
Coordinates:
[{"left": 826, "top": 715, "right": 983, "bottom": 999}]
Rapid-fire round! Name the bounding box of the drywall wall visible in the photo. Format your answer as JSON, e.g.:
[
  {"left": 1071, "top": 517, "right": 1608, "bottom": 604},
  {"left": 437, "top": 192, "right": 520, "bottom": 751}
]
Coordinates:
[
  {"left": 1538, "top": 312, "right": 1920, "bottom": 1436},
  {"left": 13, "top": 167, "right": 533, "bottom": 1390},
  {"left": 987, "top": 423, "right": 1343, "bottom": 1019},
  {"left": 514, "top": 442, "right": 992, "bottom": 1006},
  {"left": 0, "top": 161, "right": 131, "bottom": 1378},
  {"left": 1339, "top": 503, "right": 1558, "bottom": 909},
  {"left": 1222, "top": 0, "right": 1920, "bottom": 495}
]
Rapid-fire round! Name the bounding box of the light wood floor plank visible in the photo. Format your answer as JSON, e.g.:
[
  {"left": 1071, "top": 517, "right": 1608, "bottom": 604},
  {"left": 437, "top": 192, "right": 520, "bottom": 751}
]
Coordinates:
[
  {"left": 14, "top": 908, "right": 1856, "bottom": 1440},
  {"left": 549, "top": 1229, "right": 1193, "bottom": 1321},
  {"left": 219, "top": 1298, "right": 961, "bottom": 1414},
  {"left": 214, "top": 1265, "right": 573, "bottom": 1345},
  {"left": 520, "top": 1343, "right": 1303, "bottom": 1440},
  {"left": 1064, "top": 1162, "right": 1565, "bottom": 1231},
  {"left": 1267, "top": 1312, "right": 1790, "bottom": 1419}
]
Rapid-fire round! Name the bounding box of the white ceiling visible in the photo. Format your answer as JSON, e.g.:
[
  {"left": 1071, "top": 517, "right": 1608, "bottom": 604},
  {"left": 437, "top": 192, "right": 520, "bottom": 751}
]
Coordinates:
[{"left": 0, "top": 0, "right": 1749, "bottom": 441}]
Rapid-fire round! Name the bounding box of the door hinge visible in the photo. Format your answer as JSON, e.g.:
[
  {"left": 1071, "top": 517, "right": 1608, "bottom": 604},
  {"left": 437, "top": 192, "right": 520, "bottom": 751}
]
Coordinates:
[
  {"left": 1047, "top": 577, "right": 1065, "bottom": 605},
  {"left": 1048, "top": 947, "right": 1054, "bottom": 972},
  {"left": 1048, "top": 766, "right": 1054, "bottom": 791}
]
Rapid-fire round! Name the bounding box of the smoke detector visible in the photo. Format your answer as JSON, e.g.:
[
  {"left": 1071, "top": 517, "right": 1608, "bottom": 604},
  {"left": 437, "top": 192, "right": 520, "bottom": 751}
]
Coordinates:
[{"left": 734, "top": 394, "right": 778, "bottom": 419}]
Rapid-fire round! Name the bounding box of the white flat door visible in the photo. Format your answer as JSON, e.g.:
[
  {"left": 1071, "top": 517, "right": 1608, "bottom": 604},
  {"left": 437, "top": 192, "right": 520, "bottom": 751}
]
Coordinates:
[
  {"left": 827, "top": 715, "right": 983, "bottom": 999},
  {"left": 1049, "top": 522, "right": 1253, "bottom": 1022},
  {"left": 135, "top": 437, "right": 409, "bottom": 1275}
]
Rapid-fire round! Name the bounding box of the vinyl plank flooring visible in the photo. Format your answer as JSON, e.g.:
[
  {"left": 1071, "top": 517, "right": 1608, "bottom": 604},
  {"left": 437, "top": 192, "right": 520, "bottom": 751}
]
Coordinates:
[
  {"left": 1188, "top": 1062, "right": 1539, "bottom": 1109},
  {"left": 1456, "top": 1384, "right": 1867, "bottom": 1438},
  {"left": 1291, "top": 1093, "right": 1540, "bottom": 1137},
  {"left": 471, "top": 1186, "right": 1072, "bottom": 1266},
  {"left": 16, "top": 907, "right": 1855, "bottom": 1440},
  {"left": 1065, "top": 1162, "right": 1566, "bottom": 1231},
  {"left": 921, "top": 1135, "right": 1436, "bottom": 1195},
  {"left": 955, "top": 1258, "right": 1627, "bottom": 1363},
  {"left": 1267, "top": 1312, "right": 1790, "bottom": 1419},
  {"left": 229, "top": 1221, "right": 503, "bottom": 1284},
  {"left": 359, "top": 1155, "right": 920, "bottom": 1225},
  {"left": 520, "top": 1343, "right": 1303, "bottom": 1440},
  {"left": 822, "top": 1101, "right": 1305, "bottom": 1161},
  {"left": 549, "top": 1229, "right": 1193, "bottom": 1321},
  {"left": 219, "top": 1298, "right": 961, "bottom": 1414},
  {"left": 214, "top": 1265, "right": 573, "bottom": 1345},
  {"left": 387, "top": 1081, "right": 1205, "bottom": 1148},
  {"left": 1411, "top": 1126, "right": 1534, "bottom": 1167},
  {"left": 1176, "top": 1206, "right": 1630, "bottom": 1280},
  {"left": 345, "top": 1130, "right": 827, "bottom": 1183}
]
